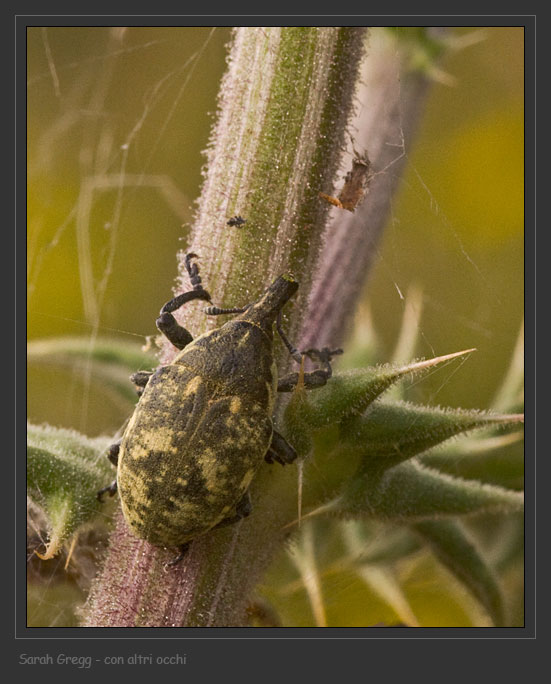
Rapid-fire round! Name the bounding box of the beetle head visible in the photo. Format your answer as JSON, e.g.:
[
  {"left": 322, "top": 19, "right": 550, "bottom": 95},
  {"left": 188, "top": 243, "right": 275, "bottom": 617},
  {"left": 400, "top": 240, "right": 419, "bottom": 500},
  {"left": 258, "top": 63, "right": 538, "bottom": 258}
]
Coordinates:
[{"left": 241, "top": 274, "right": 298, "bottom": 328}]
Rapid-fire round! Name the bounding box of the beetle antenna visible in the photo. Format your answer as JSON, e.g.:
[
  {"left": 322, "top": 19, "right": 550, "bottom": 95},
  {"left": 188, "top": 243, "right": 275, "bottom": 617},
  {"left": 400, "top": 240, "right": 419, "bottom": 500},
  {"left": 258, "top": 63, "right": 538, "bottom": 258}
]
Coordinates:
[
  {"left": 185, "top": 253, "right": 206, "bottom": 292},
  {"left": 205, "top": 306, "right": 247, "bottom": 316},
  {"left": 276, "top": 311, "right": 302, "bottom": 364},
  {"left": 159, "top": 254, "right": 211, "bottom": 316}
]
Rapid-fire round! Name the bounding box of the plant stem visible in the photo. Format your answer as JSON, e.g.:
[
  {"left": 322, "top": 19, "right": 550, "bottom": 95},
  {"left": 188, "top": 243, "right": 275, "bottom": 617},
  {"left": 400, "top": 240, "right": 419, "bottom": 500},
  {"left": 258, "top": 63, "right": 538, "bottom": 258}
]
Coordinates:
[
  {"left": 300, "top": 28, "right": 434, "bottom": 351},
  {"left": 82, "top": 26, "right": 435, "bottom": 627}
]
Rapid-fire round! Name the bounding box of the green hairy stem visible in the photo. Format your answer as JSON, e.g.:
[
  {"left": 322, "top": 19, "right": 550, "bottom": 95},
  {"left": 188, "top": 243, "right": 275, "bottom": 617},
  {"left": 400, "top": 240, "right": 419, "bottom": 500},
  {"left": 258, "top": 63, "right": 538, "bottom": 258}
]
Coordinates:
[{"left": 82, "top": 27, "right": 437, "bottom": 628}]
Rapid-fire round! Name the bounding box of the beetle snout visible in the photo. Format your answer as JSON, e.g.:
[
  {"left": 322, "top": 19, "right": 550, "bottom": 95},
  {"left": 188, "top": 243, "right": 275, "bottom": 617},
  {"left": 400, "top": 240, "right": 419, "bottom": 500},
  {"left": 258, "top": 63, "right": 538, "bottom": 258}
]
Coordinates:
[
  {"left": 243, "top": 274, "right": 299, "bottom": 326},
  {"left": 268, "top": 274, "right": 299, "bottom": 301}
]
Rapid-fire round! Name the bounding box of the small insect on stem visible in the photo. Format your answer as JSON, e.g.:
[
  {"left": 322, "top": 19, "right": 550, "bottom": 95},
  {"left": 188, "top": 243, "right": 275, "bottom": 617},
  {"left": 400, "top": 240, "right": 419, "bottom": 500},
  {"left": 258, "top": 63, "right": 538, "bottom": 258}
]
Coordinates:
[
  {"left": 319, "top": 150, "right": 372, "bottom": 212},
  {"left": 227, "top": 215, "right": 247, "bottom": 227}
]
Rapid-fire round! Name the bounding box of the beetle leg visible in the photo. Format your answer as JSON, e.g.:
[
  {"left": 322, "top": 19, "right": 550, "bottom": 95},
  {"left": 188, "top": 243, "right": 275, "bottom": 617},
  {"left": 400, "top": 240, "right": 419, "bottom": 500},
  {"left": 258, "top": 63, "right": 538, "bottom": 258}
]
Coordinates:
[
  {"left": 265, "top": 429, "right": 297, "bottom": 465},
  {"left": 156, "top": 312, "right": 195, "bottom": 350},
  {"left": 130, "top": 370, "right": 153, "bottom": 387},
  {"left": 301, "top": 347, "right": 344, "bottom": 381},
  {"left": 107, "top": 439, "right": 121, "bottom": 466},
  {"left": 97, "top": 480, "right": 118, "bottom": 502},
  {"left": 235, "top": 490, "right": 253, "bottom": 517},
  {"left": 275, "top": 311, "right": 343, "bottom": 382},
  {"left": 130, "top": 370, "right": 153, "bottom": 396},
  {"left": 212, "top": 490, "right": 252, "bottom": 529},
  {"left": 166, "top": 542, "right": 191, "bottom": 567},
  {"left": 167, "top": 491, "right": 255, "bottom": 566},
  {"left": 97, "top": 440, "right": 121, "bottom": 500},
  {"left": 277, "top": 346, "right": 343, "bottom": 392},
  {"left": 277, "top": 369, "right": 327, "bottom": 392},
  {"left": 157, "top": 254, "right": 212, "bottom": 350}
]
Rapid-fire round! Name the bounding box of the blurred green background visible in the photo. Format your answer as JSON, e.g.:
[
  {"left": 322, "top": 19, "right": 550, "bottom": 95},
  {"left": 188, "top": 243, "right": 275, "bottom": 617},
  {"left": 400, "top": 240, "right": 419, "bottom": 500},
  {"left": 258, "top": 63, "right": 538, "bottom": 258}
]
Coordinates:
[
  {"left": 365, "top": 26, "right": 523, "bottom": 413},
  {"left": 27, "top": 26, "right": 524, "bottom": 437},
  {"left": 27, "top": 26, "right": 524, "bottom": 629}
]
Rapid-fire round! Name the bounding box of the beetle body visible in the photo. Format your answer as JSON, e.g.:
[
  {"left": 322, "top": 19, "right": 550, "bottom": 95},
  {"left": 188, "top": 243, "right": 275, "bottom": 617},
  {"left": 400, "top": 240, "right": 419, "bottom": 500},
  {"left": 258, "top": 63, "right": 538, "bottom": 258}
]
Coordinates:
[{"left": 116, "top": 275, "right": 298, "bottom": 547}]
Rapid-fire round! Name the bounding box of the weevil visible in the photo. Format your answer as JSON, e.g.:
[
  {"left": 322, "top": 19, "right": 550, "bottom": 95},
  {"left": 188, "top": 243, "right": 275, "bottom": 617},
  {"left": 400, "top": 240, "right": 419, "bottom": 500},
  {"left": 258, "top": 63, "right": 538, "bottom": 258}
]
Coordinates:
[{"left": 98, "top": 254, "right": 341, "bottom": 564}]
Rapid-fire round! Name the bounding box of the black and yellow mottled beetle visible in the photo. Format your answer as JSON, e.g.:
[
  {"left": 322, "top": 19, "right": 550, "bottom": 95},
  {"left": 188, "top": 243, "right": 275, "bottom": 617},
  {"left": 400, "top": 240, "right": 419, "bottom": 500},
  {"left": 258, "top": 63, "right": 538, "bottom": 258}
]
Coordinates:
[{"left": 98, "top": 254, "right": 341, "bottom": 564}]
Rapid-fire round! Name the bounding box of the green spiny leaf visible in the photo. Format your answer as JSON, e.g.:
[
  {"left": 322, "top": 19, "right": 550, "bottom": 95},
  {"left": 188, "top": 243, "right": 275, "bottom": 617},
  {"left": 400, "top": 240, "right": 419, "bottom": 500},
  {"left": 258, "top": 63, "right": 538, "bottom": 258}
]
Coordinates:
[
  {"left": 27, "top": 422, "right": 115, "bottom": 559},
  {"left": 339, "top": 459, "right": 524, "bottom": 522},
  {"left": 286, "top": 349, "right": 476, "bottom": 430},
  {"left": 412, "top": 519, "right": 505, "bottom": 626},
  {"left": 340, "top": 399, "right": 524, "bottom": 473}
]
